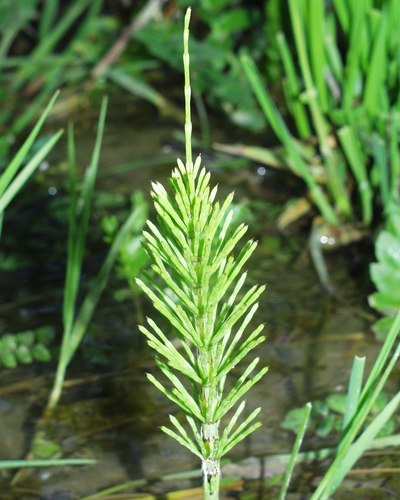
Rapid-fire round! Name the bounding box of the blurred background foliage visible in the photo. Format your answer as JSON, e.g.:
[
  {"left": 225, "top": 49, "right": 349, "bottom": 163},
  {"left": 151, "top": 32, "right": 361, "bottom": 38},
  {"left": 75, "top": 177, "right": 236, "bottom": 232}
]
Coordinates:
[
  {"left": 0, "top": 0, "right": 277, "bottom": 165},
  {"left": 1, "top": 0, "right": 400, "bottom": 340}
]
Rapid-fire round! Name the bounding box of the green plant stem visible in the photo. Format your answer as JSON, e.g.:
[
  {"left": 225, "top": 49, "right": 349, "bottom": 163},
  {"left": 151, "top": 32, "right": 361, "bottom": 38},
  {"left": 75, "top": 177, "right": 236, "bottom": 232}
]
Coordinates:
[
  {"left": 288, "top": 0, "right": 350, "bottom": 217},
  {"left": 276, "top": 31, "right": 310, "bottom": 139},
  {"left": 0, "top": 91, "right": 60, "bottom": 197},
  {"left": 183, "top": 11, "right": 193, "bottom": 168},
  {"left": 0, "top": 458, "right": 96, "bottom": 470},
  {"left": 46, "top": 357, "right": 68, "bottom": 414},
  {"left": 203, "top": 461, "right": 220, "bottom": 499},
  {"left": 279, "top": 402, "right": 312, "bottom": 500},
  {"left": 184, "top": 11, "right": 220, "bottom": 497}
]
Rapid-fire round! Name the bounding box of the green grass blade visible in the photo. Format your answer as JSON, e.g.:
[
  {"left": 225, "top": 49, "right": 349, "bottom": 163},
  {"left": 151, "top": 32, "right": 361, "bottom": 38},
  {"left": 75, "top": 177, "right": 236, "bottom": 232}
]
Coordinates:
[
  {"left": 0, "top": 458, "right": 96, "bottom": 470},
  {"left": 289, "top": 0, "right": 351, "bottom": 216},
  {"left": 241, "top": 53, "right": 338, "bottom": 224},
  {"left": 340, "top": 356, "right": 365, "bottom": 433},
  {"left": 390, "top": 113, "right": 400, "bottom": 202},
  {"left": 338, "top": 126, "right": 373, "bottom": 225},
  {"left": 307, "top": 0, "right": 328, "bottom": 111},
  {"left": 363, "top": 13, "right": 387, "bottom": 116},
  {"left": 39, "top": 0, "right": 59, "bottom": 41},
  {"left": 62, "top": 123, "right": 79, "bottom": 336},
  {"left": 276, "top": 32, "right": 311, "bottom": 139},
  {"left": 324, "top": 33, "right": 343, "bottom": 88},
  {"left": 372, "top": 134, "right": 390, "bottom": 206},
  {"left": 360, "top": 309, "right": 400, "bottom": 400},
  {"left": 11, "top": 67, "right": 63, "bottom": 135},
  {"left": 0, "top": 91, "right": 59, "bottom": 196},
  {"left": 66, "top": 206, "right": 144, "bottom": 363},
  {"left": 62, "top": 97, "right": 108, "bottom": 363},
  {"left": 328, "top": 391, "right": 400, "bottom": 496},
  {"left": 342, "top": 0, "right": 369, "bottom": 110},
  {"left": 0, "top": 131, "right": 63, "bottom": 216},
  {"left": 279, "top": 402, "right": 312, "bottom": 500},
  {"left": 333, "top": 0, "right": 350, "bottom": 33},
  {"left": 72, "top": 96, "right": 108, "bottom": 297},
  {"left": 312, "top": 311, "right": 400, "bottom": 499},
  {"left": 74, "top": 0, "right": 104, "bottom": 40},
  {"left": 47, "top": 98, "right": 108, "bottom": 412},
  {"left": 14, "top": 0, "right": 91, "bottom": 87}
]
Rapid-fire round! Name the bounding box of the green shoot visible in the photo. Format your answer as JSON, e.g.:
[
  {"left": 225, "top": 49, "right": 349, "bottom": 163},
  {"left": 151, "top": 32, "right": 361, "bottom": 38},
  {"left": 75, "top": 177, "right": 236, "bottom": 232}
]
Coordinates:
[
  {"left": 279, "top": 402, "right": 312, "bottom": 500},
  {"left": 137, "top": 8, "right": 267, "bottom": 499},
  {"left": 312, "top": 309, "right": 400, "bottom": 498},
  {"left": 0, "top": 458, "right": 96, "bottom": 470},
  {"left": 0, "top": 92, "right": 62, "bottom": 235},
  {"left": 46, "top": 97, "right": 143, "bottom": 413}
]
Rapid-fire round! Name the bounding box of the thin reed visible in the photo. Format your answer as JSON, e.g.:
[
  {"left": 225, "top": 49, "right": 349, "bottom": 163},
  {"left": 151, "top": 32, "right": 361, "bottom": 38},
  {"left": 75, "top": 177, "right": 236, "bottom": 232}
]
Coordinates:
[
  {"left": 46, "top": 97, "right": 144, "bottom": 412},
  {"left": 242, "top": 0, "right": 400, "bottom": 225}
]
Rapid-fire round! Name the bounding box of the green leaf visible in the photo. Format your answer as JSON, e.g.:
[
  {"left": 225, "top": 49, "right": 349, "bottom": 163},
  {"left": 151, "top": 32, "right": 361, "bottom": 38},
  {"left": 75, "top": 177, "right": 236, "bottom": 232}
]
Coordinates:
[
  {"left": 0, "top": 350, "right": 17, "bottom": 368},
  {"left": 370, "top": 263, "right": 400, "bottom": 298},
  {"left": 279, "top": 402, "right": 312, "bottom": 500},
  {"left": 326, "top": 394, "right": 347, "bottom": 414},
  {"left": 369, "top": 291, "right": 400, "bottom": 314},
  {"left": 372, "top": 316, "right": 396, "bottom": 340},
  {"left": 15, "top": 344, "right": 32, "bottom": 364},
  {"left": 281, "top": 406, "right": 310, "bottom": 433},
  {"left": 16, "top": 330, "right": 35, "bottom": 347},
  {"left": 32, "top": 344, "right": 52, "bottom": 362},
  {"left": 35, "top": 326, "right": 55, "bottom": 345},
  {"left": 375, "top": 231, "right": 400, "bottom": 270}
]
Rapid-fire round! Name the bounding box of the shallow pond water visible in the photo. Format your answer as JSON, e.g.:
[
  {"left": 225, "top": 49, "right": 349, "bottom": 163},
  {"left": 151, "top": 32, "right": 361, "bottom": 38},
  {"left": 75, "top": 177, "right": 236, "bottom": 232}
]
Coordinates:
[{"left": 0, "top": 92, "right": 398, "bottom": 499}]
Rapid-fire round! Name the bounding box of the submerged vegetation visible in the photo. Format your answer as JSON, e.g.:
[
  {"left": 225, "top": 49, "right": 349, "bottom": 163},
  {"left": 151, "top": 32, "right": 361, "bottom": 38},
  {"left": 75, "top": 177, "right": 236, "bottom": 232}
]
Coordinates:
[{"left": 0, "top": 1, "right": 400, "bottom": 498}]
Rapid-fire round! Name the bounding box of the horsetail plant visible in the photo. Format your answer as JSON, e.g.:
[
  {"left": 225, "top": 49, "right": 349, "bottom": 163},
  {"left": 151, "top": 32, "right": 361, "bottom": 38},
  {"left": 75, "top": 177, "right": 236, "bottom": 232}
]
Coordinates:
[{"left": 136, "top": 8, "right": 267, "bottom": 499}]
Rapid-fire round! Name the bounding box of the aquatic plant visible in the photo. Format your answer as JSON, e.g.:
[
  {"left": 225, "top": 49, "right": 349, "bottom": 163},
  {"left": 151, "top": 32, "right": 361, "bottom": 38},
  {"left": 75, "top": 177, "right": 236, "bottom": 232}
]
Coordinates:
[
  {"left": 282, "top": 391, "right": 397, "bottom": 440},
  {"left": 369, "top": 203, "right": 400, "bottom": 338},
  {"left": 46, "top": 97, "right": 146, "bottom": 413},
  {"left": 220, "top": 0, "right": 400, "bottom": 228},
  {"left": 137, "top": 9, "right": 267, "bottom": 498},
  {"left": 280, "top": 309, "right": 400, "bottom": 498},
  {"left": 0, "top": 457, "right": 95, "bottom": 471},
  {"left": 0, "top": 92, "right": 62, "bottom": 238},
  {"left": 0, "top": 0, "right": 104, "bottom": 162},
  {"left": 102, "top": 191, "right": 149, "bottom": 323},
  {"left": 0, "top": 326, "right": 54, "bottom": 368},
  {"left": 310, "top": 310, "right": 400, "bottom": 498}
]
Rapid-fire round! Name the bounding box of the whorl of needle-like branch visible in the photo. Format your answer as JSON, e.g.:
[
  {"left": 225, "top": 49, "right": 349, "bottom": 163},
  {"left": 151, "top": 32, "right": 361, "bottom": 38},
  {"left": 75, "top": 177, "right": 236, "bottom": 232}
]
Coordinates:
[{"left": 136, "top": 6, "right": 267, "bottom": 473}]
